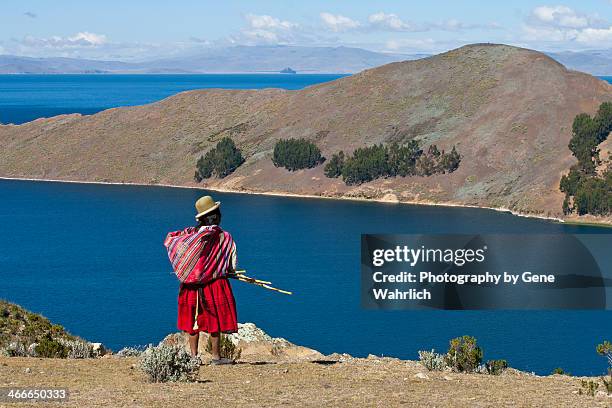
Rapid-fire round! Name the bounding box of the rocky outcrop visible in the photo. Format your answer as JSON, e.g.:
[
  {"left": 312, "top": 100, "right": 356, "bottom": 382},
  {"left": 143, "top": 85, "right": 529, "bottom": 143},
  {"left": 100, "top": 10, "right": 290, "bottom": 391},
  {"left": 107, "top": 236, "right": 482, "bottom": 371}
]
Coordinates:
[{"left": 161, "top": 322, "right": 325, "bottom": 363}]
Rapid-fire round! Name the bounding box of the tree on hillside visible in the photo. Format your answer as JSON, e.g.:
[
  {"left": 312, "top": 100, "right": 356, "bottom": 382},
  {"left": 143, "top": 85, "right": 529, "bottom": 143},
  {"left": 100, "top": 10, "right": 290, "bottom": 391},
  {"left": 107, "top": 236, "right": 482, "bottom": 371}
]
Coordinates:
[
  {"left": 341, "top": 144, "right": 389, "bottom": 185},
  {"left": 569, "top": 113, "right": 600, "bottom": 173},
  {"left": 560, "top": 166, "right": 584, "bottom": 197},
  {"left": 573, "top": 177, "right": 610, "bottom": 215},
  {"left": 324, "top": 151, "right": 345, "bottom": 178},
  {"left": 415, "top": 153, "right": 436, "bottom": 176},
  {"left": 324, "top": 139, "right": 461, "bottom": 184},
  {"left": 595, "top": 102, "right": 612, "bottom": 143},
  {"left": 560, "top": 102, "right": 612, "bottom": 216},
  {"left": 272, "top": 138, "right": 325, "bottom": 171},
  {"left": 387, "top": 140, "right": 422, "bottom": 177},
  {"left": 195, "top": 137, "right": 245, "bottom": 181},
  {"left": 439, "top": 146, "right": 461, "bottom": 174}
]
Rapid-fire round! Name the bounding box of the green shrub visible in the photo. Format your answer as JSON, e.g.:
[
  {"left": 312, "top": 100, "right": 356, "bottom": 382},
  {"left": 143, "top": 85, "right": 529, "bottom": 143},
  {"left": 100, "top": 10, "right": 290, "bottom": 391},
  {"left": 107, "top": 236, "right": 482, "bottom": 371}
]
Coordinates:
[
  {"left": 387, "top": 141, "right": 422, "bottom": 177},
  {"left": 445, "top": 335, "right": 483, "bottom": 373},
  {"left": 573, "top": 177, "right": 610, "bottom": 215},
  {"left": 579, "top": 379, "right": 599, "bottom": 397},
  {"left": 0, "top": 300, "right": 90, "bottom": 359},
  {"left": 485, "top": 359, "right": 508, "bottom": 375},
  {"left": 418, "top": 349, "right": 447, "bottom": 371},
  {"left": 324, "top": 151, "right": 345, "bottom": 178},
  {"left": 552, "top": 367, "right": 570, "bottom": 375},
  {"left": 272, "top": 138, "right": 324, "bottom": 171},
  {"left": 561, "top": 102, "right": 612, "bottom": 216},
  {"left": 438, "top": 146, "right": 461, "bottom": 173},
  {"left": 560, "top": 166, "right": 583, "bottom": 197},
  {"left": 35, "top": 335, "right": 69, "bottom": 358},
  {"left": 326, "top": 140, "right": 460, "bottom": 185},
  {"left": 205, "top": 334, "right": 242, "bottom": 361},
  {"left": 195, "top": 137, "right": 245, "bottom": 180},
  {"left": 139, "top": 344, "right": 200, "bottom": 382},
  {"left": 570, "top": 113, "right": 599, "bottom": 173},
  {"left": 342, "top": 144, "right": 389, "bottom": 185},
  {"left": 415, "top": 153, "right": 436, "bottom": 176},
  {"left": 597, "top": 340, "right": 612, "bottom": 369}
]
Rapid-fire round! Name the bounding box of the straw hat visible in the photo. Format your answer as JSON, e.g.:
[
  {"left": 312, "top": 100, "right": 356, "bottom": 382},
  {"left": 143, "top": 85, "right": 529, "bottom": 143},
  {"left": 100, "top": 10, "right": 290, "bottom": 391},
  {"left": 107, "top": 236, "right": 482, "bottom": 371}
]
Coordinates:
[{"left": 195, "top": 195, "right": 221, "bottom": 220}]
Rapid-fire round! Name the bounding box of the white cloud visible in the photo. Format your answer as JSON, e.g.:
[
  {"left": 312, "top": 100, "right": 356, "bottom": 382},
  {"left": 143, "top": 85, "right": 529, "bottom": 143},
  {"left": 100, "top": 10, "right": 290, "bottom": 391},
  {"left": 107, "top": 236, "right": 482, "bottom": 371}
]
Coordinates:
[
  {"left": 70, "top": 32, "right": 107, "bottom": 46},
  {"left": 227, "top": 14, "right": 307, "bottom": 45},
  {"left": 1, "top": 11, "right": 502, "bottom": 58},
  {"left": 17, "top": 32, "right": 107, "bottom": 50},
  {"left": 2, "top": 32, "right": 197, "bottom": 60},
  {"left": 245, "top": 14, "right": 297, "bottom": 30},
  {"left": 575, "top": 27, "right": 612, "bottom": 43},
  {"left": 523, "top": 5, "right": 612, "bottom": 48},
  {"left": 368, "top": 12, "right": 413, "bottom": 31},
  {"left": 366, "top": 12, "right": 499, "bottom": 33},
  {"left": 530, "top": 5, "right": 597, "bottom": 28},
  {"left": 320, "top": 12, "right": 360, "bottom": 32}
]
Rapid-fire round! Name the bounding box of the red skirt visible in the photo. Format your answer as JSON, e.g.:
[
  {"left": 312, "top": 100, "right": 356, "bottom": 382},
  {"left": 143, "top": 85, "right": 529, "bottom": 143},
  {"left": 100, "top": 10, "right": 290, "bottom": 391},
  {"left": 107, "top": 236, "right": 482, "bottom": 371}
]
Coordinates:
[{"left": 177, "top": 278, "right": 238, "bottom": 335}]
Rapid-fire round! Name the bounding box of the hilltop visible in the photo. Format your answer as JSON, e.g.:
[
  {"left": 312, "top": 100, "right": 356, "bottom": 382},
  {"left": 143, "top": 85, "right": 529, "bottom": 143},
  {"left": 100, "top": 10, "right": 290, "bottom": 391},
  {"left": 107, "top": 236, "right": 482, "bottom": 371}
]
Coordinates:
[
  {"left": 0, "top": 44, "right": 610, "bottom": 221},
  {"left": 0, "top": 302, "right": 610, "bottom": 406}
]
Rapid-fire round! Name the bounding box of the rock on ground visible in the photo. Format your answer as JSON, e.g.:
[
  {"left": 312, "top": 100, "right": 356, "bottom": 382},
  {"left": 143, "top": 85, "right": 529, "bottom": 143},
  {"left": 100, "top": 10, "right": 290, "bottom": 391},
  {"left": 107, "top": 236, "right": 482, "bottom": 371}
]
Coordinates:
[{"left": 160, "top": 322, "right": 325, "bottom": 363}]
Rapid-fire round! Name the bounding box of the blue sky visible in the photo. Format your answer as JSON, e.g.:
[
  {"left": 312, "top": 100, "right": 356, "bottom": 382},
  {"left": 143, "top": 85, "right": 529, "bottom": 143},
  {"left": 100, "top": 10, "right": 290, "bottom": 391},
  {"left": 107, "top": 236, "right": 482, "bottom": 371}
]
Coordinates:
[{"left": 1, "top": 0, "right": 612, "bottom": 60}]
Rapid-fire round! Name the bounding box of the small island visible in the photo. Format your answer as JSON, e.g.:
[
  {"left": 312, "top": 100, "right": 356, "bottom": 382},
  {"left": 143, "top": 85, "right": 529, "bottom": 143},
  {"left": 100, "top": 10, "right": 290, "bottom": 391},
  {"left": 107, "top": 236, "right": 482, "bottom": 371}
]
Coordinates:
[{"left": 280, "top": 67, "right": 297, "bottom": 74}]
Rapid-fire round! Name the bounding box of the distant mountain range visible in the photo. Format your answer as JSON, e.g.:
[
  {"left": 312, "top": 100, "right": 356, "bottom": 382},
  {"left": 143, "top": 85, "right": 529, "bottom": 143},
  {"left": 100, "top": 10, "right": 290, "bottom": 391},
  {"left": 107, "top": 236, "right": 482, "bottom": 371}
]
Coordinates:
[
  {"left": 0, "top": 55, "right": 132, "bottom": 74},
  {"left": 547, "top": 50, "right": 612, "bottom": 76},
  {"left": 3, "top": 44, "right": 612, "bottom": 77},
  {"left": 0, "top": 46, "right": 422, "bottom": 74}
]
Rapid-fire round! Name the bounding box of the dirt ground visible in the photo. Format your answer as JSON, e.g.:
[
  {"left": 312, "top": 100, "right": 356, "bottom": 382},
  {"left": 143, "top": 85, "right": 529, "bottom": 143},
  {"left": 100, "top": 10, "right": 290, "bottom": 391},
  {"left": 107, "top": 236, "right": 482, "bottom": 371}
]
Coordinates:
[{"left": 1, "top": 356, "right": 610, "bottom": 408}]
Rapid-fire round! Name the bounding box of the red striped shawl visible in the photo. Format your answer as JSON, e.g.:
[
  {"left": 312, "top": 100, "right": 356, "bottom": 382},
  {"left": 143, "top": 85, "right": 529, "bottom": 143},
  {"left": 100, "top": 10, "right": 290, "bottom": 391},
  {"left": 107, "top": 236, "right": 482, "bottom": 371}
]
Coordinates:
[{"left": 164, "top": 225, "right": 236, "bottom": 284}]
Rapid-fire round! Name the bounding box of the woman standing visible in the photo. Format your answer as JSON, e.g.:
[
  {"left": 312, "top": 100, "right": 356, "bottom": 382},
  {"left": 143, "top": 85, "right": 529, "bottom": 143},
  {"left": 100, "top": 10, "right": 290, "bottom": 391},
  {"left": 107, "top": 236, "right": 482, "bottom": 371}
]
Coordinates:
[{"left": 165, "top": 195, "right": 238, "bottom": 365}]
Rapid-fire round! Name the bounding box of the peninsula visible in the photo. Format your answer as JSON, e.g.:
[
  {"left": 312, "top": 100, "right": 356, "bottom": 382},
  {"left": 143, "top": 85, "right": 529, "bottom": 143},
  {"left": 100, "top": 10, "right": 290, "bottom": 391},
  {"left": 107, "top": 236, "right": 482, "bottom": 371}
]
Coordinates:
[{"left": 0, "top": 44, "right": 610, "bottom": 224}]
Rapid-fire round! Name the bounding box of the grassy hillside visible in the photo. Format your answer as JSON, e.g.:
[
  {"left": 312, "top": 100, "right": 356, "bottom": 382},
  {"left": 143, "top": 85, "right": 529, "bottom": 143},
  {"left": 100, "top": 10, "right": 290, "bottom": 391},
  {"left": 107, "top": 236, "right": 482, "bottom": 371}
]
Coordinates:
[
  {"left": 0, "top": 44, "right": 610, "bottom": 220},
  {"left": 0, "top": 300, "right": 97, "bottom": 358},
  {"left": 0, "top": 301, "right": 610, "bottom": 406}
]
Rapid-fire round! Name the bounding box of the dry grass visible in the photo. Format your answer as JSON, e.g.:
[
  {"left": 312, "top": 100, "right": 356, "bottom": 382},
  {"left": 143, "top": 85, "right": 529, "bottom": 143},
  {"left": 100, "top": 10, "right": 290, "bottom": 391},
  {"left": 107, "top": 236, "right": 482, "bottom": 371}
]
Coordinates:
[{"left": 1, "top": 356, "right": 610, "bottom": 407}]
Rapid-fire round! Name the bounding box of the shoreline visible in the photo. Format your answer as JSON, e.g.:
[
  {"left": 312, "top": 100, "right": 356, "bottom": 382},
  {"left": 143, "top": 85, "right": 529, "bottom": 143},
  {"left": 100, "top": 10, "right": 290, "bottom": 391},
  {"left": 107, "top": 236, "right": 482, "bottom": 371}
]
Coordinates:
[
  {"left": 0, "top": 175, "right": 584, "bottom": 225},
  {"left": 0, "top": 72, "right": 352, "bottom": 76}
]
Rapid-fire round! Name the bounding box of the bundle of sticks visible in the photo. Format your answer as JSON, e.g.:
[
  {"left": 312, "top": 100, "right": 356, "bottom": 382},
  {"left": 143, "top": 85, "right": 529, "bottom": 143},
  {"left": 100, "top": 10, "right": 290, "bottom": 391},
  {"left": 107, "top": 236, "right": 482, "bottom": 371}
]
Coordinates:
[{"left": 227, "top": 269, "right": 292, "bottom": 295}]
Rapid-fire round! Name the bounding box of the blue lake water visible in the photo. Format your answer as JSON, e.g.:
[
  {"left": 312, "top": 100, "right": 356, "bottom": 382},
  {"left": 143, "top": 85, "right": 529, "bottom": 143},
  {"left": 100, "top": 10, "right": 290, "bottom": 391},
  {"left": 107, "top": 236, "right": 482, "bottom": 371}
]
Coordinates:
[
  {"left": 0, "top": 74, "right": 611, "bottom": 375},
  {"left": 0, "top": 179, "right": 610, "bottom": 376},
  {"left": 0, "top": 74, "right": 346, "bottom": 125}
]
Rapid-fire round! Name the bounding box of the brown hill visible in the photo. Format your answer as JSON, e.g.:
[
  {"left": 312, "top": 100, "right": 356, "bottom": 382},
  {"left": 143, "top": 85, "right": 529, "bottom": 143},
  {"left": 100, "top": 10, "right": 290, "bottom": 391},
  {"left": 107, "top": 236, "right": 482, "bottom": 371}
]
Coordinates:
[{"left": 1, "top": 44, "right": 610, "bottom": 219}]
